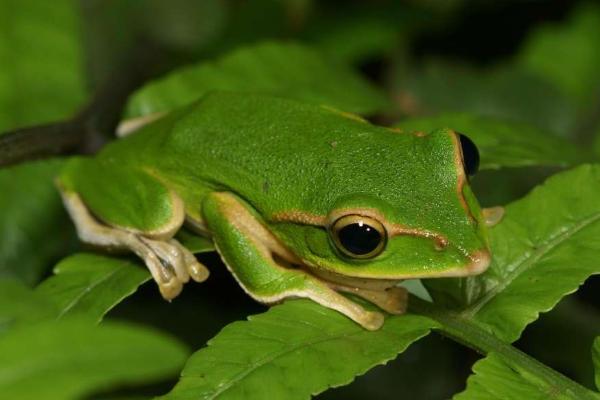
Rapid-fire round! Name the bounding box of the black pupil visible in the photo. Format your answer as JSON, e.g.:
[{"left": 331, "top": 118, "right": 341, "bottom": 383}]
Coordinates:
[
  {"left": 338, "top": 222, "right": 382, "bottom": 256},
  {"left": 458, "top": 133, "right": 480, "bottom": 177}
]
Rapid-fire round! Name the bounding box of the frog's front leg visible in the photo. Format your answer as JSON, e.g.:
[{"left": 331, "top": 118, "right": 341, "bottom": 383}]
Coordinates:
[
  {"left": 202, "top": 192, "right": 385, "bottom": 330},
  {"left": 60, "top": 189, "right": 209, "bottom": 300},
  {"left": 329, "top": 284, "right": 407, "bottom": 315}
]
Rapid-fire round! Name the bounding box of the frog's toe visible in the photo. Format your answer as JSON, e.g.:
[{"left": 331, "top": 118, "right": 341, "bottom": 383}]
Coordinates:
[
  {"left": 141, "top": 237, "right": 190, "bottom": 283},
  {"left": 188, "top": 261, "right": 210, "bottom": 282},
  {"left": 158, "top": 276, "right": 184, "bottom": 301},
  {"left": 137, "top": 237, "right": 189, "bottom": 299},
  {"left": 482, "top": 206, "right": 504, "bottom": 227},
  {"left": 361, "top": 311, "right": 385, "bottom": 331},
  {"left": 382, "top": 287, "right": 408, "bottom": 315},
  {"left": 169, "top": 239, "right": 210, "bottom": 283},
  {"left": 136, "top": 249, "right": 181, "bottom": 300},
  {"left": 167, "top": 246, "right": 190, "bottom": 284}
]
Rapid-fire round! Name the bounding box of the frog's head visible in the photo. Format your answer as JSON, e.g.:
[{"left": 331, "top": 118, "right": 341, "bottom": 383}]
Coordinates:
[{"left": 271, "top": 127, "right": 492, "bottom": 287}]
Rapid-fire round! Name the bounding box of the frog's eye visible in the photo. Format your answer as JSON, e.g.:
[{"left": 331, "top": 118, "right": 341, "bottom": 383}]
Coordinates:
[
  {"left": 330, "top": 215, "right": 387, "bottom": 259},
  {"left": 458, "top": 133, "right": 480, "bottom": 177}
]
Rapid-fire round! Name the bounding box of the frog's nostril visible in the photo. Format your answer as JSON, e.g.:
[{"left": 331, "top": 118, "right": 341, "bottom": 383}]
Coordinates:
[
  {"left": 467, "top": 249, "right": 491, "bottom": 274},
  {"left": 434, "top": 237, "right": 448, "bottom": 251}
]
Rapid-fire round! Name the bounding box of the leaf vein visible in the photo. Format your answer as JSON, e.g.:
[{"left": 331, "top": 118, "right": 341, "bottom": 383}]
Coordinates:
[
  {"left": 460, "top": 211, "right": 600, "bottom": 318},
  {"left": 56, "top": 268, "right": 121, "bottom": 319},
  {"left": 203, "top": 328, "right": 371, "bottom": 399}
]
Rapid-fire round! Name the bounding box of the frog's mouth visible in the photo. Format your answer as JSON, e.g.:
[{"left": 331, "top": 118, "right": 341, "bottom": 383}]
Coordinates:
[
  {"left": 268, "top": 229, "right": 490, "bottom": 290},
  {"left": 263, "top": 219, "right": 491, "bottom": 286}
]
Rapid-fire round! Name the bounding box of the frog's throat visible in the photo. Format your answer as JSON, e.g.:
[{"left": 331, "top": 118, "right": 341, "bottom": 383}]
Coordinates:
[
  {"left": 270, "top": 208, "right": 449, "bottom": 247},
  {"left": 306, "top": 248, "right": 490, "bottom": 287},
  {"left": 306, "top": 268, "right": 400, "bottom": 291}
]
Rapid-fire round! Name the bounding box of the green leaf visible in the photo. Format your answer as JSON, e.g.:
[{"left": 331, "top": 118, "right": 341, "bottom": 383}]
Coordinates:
[
  {"left": 0, "top": 0, "right": 87, "bottom": 285},
  {"left": 84, "top": 0, "right": 227, "bottom": 85},
  {"left": 0, "top": 0, "right": 86, "bottom": 131},
  {"left": 518, "top": 298, "right": 600, "bottom": 388},
  {"left": 517, "top": 4, "right": 600, "bottom": 102},
  {"left": 36, "top": 253, "right": 150, "bottom": 322},
  {"left": 140, "top": 0, "right": 226, "bottom": 52},
  {"left": 593, "top": 127, "right": 600, "bottom": 161},
  {"left": 309, "top": 16, "right": 400, "bottom": 64},
  {"left": 125, "top": 41, "right": 389, "bottom": 118},
  {"left": 0, "top": 279, "right": 57, "bottom": 334},
  {"left": 0, "top": 318, "right": 189, "bottom": 400},
  {"left": 454, "top": 353, "right": 588, "bottom": 400},
  {"left": 397, "top": 62, "right": 577, "bottom": 136},
  {"left": 426, "top": 164, "right": 600, "bottom": 342},
  {"left": 0, "top": 160, "right": 76, "bottom": 285},
  {"left": 395, "top": 113, "right": 582, "bottom": 170},
  {"left": 594, "top": 337, "right": 600, "bottom": 391},
  {"left": 411, "top": 297, "right": 599, "bottom": 400},
  {"left": 201, "top": 0, "right": 297, "bottom": 56},
  {"left": 161, "top": 300, "right": 435, "bottom": 400}
]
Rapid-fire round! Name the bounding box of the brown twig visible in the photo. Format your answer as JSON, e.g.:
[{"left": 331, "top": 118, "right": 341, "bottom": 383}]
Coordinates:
[{"left": 0, "top": 41, "right": 174, "bottom": 167}]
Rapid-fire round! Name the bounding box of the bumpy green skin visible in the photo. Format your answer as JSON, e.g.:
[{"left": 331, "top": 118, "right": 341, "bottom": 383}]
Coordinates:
[{"left": 59, "top": 91, "right": 488, "bottom": 279}]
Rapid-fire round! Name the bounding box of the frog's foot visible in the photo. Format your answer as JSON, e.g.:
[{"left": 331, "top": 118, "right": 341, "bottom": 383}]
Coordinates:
[
  {"left": 60, "top": 190, "right": 210, "bottom": 301},
  {"left": 138, "top": 237, "right": 210, "bottom": 299},
  {"left": 482, "top": 206, "right": 504, "bottom": 227},
  {"left": 331, "top": 284, "right": 408, "bottom": 315},
  {"left": 116, "top": 111, "right": 166, "bottom": 137},
  {"left": 139, "top": 238, "right": 210, "bottom": 285}
]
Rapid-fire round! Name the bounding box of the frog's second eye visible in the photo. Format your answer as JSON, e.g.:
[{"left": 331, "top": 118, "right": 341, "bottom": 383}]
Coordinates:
[
  {"left": 458, "top": 133, "right": 480, "bottom": 177},
  {"left": 330, "top": 215, "right": 386, "bottom": 259}
]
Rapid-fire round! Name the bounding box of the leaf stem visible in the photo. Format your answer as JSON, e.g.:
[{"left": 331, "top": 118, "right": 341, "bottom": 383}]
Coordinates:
[
  {"left": 410, "top": 296, "right": 600, "bottom": 400},
  {"left": 0, "top": 120, "right": 83, "bottom": 166}
]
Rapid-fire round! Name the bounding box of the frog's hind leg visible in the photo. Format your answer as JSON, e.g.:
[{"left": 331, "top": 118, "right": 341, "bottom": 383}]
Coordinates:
[{"left": 58, "top": 160, "right": 209, "bottom": 300}]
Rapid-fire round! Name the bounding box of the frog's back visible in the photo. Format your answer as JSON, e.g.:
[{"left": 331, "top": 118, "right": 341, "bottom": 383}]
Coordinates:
[{"left": 100, "top": 92, "right": 447, "bottom": 221}]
